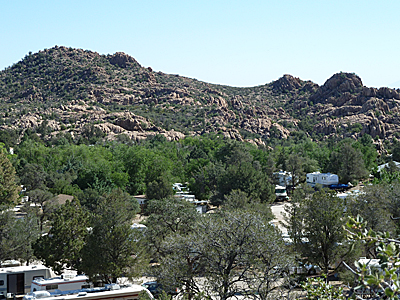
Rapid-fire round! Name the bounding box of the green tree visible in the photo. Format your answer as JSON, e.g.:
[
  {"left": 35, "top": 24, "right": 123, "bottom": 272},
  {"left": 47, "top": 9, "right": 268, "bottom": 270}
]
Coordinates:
[
  {"left": 0, "top": 209, "right": 40, "bottom": 264},
  {"left": 11, "top": 212, "right": 40, "bottom": 264},
  {"left": 0, "top": 208, "right": 19, "bottom": 261},
  {"left": 347, "top": 183, "right": 396, "bottom": 236},
  {"left": 391, "top": 140, "right": 400, "bottom": 162},
  {"left": 195, "top": 211, "right": 292, "bottom": 300},
  {"left": 155, "top": 210, "right": 293, "bottom": 300},
  {"left": 328, "top": 143, "right": 368, "bottom": 183},
  {"left": 222, "top": 189, "right": 274, "bottom": 220},
  {"left": 27, "top": 189, "right": 54, "bottom": 231},
  {"left": 146, "top": 175, "right": 173, "bottom": 200},
  {"left": 276, "top": 147, "right": 288, "bottom": 171},
  {"left": 19, "top": 163, "right": 47, "bottom": 191},
  {"left": 302, "top": 275, "right": 345, "bottom": 300},
  {"left": 0, "top": 151, "right": 20, "bottom": 205},
  {"left": 284, "top": 189, "right": 347, "bottom": 275},
  {"left": 282, "top": 184, "right": 314, "bottom": 249},
  {"left": 156, "top": 234, "right": 203, "bottom": 300},
  {"left": 189, "top": 161, "right": 225, "bottom": 201},
  {"left": 285, "top": 152, "right": 304, "bottom": 189},
  {"left": 387, "top": 181, "right": 400, "bottom": 235},
  {"left": 354, "top": 134, "right": 378, "bottom": 171},
  {"left": 33, "top": 200, "right": 89, "bottom": 274},
  {"left": 212, "top": 147, "right": 275, "bottom": 206},
  {"left": 144, "top": 197, "right": 199, "bottom": 259},
  {"left": 81, "top": 189, "right": 142, "bottom": 283}
]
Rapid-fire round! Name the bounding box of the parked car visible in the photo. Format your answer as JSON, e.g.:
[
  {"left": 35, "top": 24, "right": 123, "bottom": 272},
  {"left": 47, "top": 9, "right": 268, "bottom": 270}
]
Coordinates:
[{"left": 141, "top": 281, "right": 178, "bottom": 298}]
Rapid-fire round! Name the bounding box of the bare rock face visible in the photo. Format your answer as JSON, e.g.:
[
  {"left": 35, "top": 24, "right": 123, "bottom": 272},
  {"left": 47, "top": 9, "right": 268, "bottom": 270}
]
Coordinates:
[
  {"left": 114, "top": 112, "right": 151, "bottom": 132},
  {"left": 301, "top": 81, "right": 319, "bottom": 93},
  {"left": 361, "top": 98, "right": 389, "bottom": 114},
  {"left": 305, "top": 72, "right": 400, "bottom": 141},
  {"left": 240, "top": 117, "right": 290, "bottom": 139},
  {"left": 95, "top": 123, "right": 125, "bottom": 134},
  {"left": 377, "top": 87, "right": 400, "bottom": 100},
  {"left": 208, "top": 95, "right": 228, "bottom": 108},
  {"left": 362, "top": 87, "right": 377, "bottom": 98},
  {"left": 109, "top": 52, "right": 141, "bottom": 68},
  {"left": 325, "top": 73, "right": 363, "bottom": 92},
  {"left": 293, "top": 100, "right": 308, "bottom": 110},
  {"left": 327, "top": 92, "right": 356, "bottom": 107},
  {"left": 314, "top": 119, "right": 337, "bottom": 135},
  {"left": 47, "top": 120, "right": 60, "bottom": 131},
  {"left": 361, "top": 115, "right": 386, "bottom": 138},
  {"left": 160, "top": 129, "right": 186, "bottom": 141},
  {"left": 245, "top": 138, "right": 266, "bottom": 147},
  {"left": 271, "top": 74, "right": 302, "bottom": 92},
  {"left": 219, "top": 128, "right": 243, "bottom": 141},
  {"left": 17, "top": 115, "right": 40, "bottom": 129},
  {"left": 8, "top": 45, "right": 400, "bottom": 147},
  {"left": 230, "top": 96, "right": 244, "bottom": 109},
  {"left": 311, "top": 72, "right": 363, "bottom": 105}
]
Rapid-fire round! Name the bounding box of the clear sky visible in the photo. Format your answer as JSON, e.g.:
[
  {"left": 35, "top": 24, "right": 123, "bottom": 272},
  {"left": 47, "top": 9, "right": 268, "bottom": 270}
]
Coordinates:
[{"left": 1, "top": 1, "right": 399, "bottom": 88}]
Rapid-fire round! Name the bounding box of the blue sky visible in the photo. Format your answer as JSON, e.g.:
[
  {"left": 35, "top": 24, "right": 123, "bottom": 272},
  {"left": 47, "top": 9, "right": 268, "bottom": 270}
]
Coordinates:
[{"left": 1, "top": 1, "right": 399, "bottom": 88}]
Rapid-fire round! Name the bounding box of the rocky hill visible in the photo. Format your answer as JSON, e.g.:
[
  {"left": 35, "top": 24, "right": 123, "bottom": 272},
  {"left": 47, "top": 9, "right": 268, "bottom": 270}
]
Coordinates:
[{"left": 1, "top": 46, "right": 399, "bottom": 147}]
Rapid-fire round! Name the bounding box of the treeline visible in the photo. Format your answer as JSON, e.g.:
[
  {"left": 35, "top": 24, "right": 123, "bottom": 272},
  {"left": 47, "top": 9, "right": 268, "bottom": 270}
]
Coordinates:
[
  {"left": 1, "top": 128, "right": 400, "bottom": 298},
  {"left": 0, "top": 128, "right": 390, "bottom": 209}
]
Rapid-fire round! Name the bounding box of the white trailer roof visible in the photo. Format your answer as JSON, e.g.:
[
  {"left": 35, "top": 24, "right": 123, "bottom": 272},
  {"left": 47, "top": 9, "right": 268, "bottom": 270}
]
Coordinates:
[{"left": 0, "top": 265, "right": 49, "bottom": 273}]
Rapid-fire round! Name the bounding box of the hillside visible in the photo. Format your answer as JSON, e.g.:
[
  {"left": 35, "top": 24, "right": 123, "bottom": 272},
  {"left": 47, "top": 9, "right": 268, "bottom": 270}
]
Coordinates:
[{"left": 1, "top": 46, "right": 400, "bottom": 147}]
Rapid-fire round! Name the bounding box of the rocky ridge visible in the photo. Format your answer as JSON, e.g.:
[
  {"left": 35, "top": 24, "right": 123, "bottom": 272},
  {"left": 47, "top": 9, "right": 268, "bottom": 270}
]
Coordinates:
[{"left": 1, "top": 46, "right": 400, "bottom": 146}]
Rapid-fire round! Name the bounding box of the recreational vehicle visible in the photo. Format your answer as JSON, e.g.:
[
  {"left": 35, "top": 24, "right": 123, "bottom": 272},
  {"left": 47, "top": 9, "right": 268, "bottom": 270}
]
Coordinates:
[
  {"left": 273, "top": 171, "right": 293, "bottom": 187},
  {"left": 0, "top": 265, "right": 51, "bottom": 298},
  {"left": 30, "top": 275, "right": 90, "bottom": 293},
  {"left": 23, "top": 284, "right": 153, "bottom": 300},
  {"left": 275, "top": 185, "right": 289, "bottom": 201},
  {"left": 306, "top": 172, "right": 339, "bottom": 187}
]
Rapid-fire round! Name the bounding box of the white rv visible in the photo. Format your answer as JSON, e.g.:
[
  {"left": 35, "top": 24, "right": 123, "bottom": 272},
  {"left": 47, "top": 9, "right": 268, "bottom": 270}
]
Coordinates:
[
  {"left": 0, "top": 265, "right": 51, "bottom": 297},
  {"left": 306, "top": 172, "right": 339, "bottom": 187},
  {"left": 275, "top": 185, "right": 289, "bottom": 201},
  {"left": 273, "top": 171, "right": 293, "bottom": 187},
  {"left": 30, "top": 275, "right": 90, "bottom": 293},
  {"left": 24, "top": 284, "right": 153, "bottom": 300}
]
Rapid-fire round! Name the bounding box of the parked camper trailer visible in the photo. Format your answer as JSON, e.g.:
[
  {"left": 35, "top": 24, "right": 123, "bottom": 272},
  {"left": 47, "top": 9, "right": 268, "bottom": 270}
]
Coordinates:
[
  {"left": 0, "top": 265, "right": 51, "bottom": 298},
  {"left": 30, "top": 275, "right": 90, "bottom": 293},
  {"left": 275, "top": 185, "right": 289, "bottom": 201},
  {"left": 273, "top": 171, "right": 293, "bottom": 187},
  {"left": 306, "top": 172, "right": 339, "bottom": 187},
  {"left": 23, "top": 284, "right": 153, "bottom": 300}
]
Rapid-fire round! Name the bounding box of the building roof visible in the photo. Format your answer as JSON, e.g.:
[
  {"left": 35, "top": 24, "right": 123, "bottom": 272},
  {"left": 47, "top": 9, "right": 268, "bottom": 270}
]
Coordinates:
[
  {"left": 377, "top": 161, "right": 400, "bottom": 172},
  {"left": 53, "top": 194, "right": 74, "bottom": 205}
]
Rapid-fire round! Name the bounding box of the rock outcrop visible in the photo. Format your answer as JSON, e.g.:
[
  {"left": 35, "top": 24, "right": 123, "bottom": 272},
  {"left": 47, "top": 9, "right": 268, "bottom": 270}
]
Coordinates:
[
  {"left": 3, "top": 47, "right": 400, "bottom": 147},
  {"left": 109, "top": 52, "right": 141, "bottom": 68}
]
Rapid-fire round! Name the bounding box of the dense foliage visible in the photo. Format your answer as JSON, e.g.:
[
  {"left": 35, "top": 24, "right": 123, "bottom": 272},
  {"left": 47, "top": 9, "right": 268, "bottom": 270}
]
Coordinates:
[
  {"left": 0, "top": 125, "right": 399, "bottom": 299},
  {"left": 2, "top": 130, "right": 381, "bottom": 207}
]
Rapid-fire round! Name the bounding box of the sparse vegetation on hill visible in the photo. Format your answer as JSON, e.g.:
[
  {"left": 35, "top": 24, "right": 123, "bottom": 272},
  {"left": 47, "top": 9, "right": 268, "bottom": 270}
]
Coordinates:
[{"left": 2, "top": 46, "right": 399, "bottom": 150}]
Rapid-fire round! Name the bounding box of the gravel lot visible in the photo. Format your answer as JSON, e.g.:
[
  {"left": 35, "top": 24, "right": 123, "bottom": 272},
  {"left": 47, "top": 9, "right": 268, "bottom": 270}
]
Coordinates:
[{"left": 270, "top": 202, "right": 290, "bottom": 234}]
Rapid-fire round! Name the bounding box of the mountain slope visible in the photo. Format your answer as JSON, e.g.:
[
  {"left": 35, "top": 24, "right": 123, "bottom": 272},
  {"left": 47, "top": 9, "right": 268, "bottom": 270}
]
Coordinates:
[{"left": 1, "top": 46, "right": 399, "bottom": 146}]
